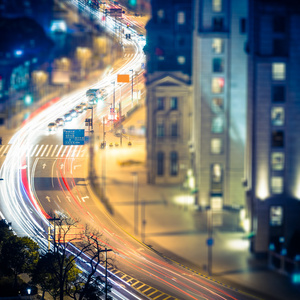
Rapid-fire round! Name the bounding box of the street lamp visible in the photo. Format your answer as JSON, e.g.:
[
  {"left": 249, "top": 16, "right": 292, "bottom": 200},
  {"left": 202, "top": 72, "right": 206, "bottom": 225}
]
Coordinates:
[{"left": 99, "top": 248, "right": 113, "bottom": 300}]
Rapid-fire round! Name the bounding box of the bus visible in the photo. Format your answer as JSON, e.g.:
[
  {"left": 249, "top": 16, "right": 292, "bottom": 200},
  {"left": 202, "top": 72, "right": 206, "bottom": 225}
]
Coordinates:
[{"left": 105, "top": 5, "right": 123, "bottom": 18}]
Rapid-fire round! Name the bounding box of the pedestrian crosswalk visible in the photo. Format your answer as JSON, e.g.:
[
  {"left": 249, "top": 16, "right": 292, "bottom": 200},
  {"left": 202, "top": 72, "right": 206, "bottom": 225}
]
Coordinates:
[
  {"left": 0, "top": 144, "right": 10, "bottom": 157},
  {"left": 0, "top": 144, "right": 87, "bottom": 158}
]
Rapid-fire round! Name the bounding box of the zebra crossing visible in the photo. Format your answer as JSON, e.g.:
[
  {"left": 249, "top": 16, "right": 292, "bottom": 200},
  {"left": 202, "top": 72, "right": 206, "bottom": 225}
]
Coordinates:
[
  {"left": 123, "top": 53, "right": 134, "bottom": 58},
  {"left": 0, "top": 144, "right": 87, "bottom": 158}
]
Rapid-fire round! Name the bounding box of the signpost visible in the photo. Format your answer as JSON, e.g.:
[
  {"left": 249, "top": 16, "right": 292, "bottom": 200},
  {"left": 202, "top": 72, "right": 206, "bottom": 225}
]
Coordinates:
[{"left": 63, "top": 129, "right": 85, "bottom": 145}]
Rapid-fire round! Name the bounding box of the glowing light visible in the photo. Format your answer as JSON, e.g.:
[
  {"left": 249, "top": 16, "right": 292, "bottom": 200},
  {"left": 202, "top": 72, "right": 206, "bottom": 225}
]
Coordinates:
[
  {"left": 174, "top": 195, "right": 194, "bottom": 206},
  {"left": 14, "top": 49, "right": 23, "bottom": 56},
  {"left": 226, "top": 239, "right": 249, "bottom": 251}
]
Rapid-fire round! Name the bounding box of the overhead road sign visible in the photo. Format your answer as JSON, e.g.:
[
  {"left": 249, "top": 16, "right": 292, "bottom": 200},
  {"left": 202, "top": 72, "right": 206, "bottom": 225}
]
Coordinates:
[
  {"left": 63, "top": 129, "right": 85, "bottom": 145},
  {"left": 117, "top": 74, "right": 130, "bottom": 83}
]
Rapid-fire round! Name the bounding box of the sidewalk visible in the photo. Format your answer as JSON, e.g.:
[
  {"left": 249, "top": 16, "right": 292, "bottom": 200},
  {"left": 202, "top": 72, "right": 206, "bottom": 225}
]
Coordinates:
[{"left": 94, "top": 105, "right": 300, "bottom": 300}]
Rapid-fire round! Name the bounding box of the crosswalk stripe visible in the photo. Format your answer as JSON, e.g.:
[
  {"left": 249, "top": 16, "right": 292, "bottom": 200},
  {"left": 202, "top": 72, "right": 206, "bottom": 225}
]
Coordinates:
[
  {"left": 40, "top": 145, "right": 48, "bottom": 157},
  {"left": 52, "top": 145, "right": 58, "bottom": 156},
  {"left": 31, "top": 145, "right": 39, "bottom": 157},
  {"left": 0, "top": 145, "right": 10, "bottom": 157},
  {"left": 35, "top": 145, "right": 44, "bottom": 157},
  {"left": 46, "top": 145, "right": 53, "bottom": 157},
  {"left": 61, "top": 146, "right": 69, "bottom": 157},
  {"left": 66, "top": 145, "right": 73, "bottom": 157},
  {"left": 56, "top": 145, "right": 63, "bottom": 157}
]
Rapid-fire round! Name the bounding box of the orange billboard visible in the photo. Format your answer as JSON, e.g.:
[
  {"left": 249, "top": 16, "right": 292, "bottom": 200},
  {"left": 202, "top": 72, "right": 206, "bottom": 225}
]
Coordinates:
[{"left": 117, "top": 74, "right": 130, "bottom": 83}]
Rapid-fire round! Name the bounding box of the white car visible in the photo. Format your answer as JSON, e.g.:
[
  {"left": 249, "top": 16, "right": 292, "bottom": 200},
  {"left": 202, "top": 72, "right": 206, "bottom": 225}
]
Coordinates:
[
  {"left": 69, "top": 109, "right": 78, "bottom": 118},
  {"left": 55, "top": 118, "right": 65, "bottom": 126},
  {"left": 63, "top": 113, "right": 72, "bottom": 122}
]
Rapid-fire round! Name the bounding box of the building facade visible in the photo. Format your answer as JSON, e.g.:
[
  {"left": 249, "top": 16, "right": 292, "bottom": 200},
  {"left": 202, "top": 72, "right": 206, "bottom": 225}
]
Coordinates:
[
  {"left": 246, "top": 0, "right": 300, "bottom": 258},
  {"left": 145, "top": 0, "right": 194, "bottom": 185}
]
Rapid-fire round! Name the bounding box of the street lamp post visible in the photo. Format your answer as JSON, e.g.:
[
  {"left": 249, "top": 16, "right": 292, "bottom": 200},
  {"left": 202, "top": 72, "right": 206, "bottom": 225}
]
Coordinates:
[{"left": 99, "top": 248, "right": 113, "bottom": 300}]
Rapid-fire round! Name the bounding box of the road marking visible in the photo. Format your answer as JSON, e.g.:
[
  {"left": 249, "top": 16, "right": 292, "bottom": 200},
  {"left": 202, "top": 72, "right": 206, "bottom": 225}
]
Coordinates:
[
  {"left": 40, "top": 144, "right": 48, "bottom": 157},
  {"left": 45, "top": 196, "right": 50, "bottom": 202},
  {"left": 42, "top": 163, "right": 46, "bottom": 169},
  {"left": 0, "top": 145, "right": 10, "bottom": 156},
  {"left": 56, "top": 195, "right": 61, "bottom": 203},
  {"left": 35, "top": 145, "right": 44, "bottom": 157},
  {"left": 31, "top": 145, "right": 39, "bottom": 157},
  {"left": 66, "top": 196, "right": 71, "bottom": 202},
  {"left": 52, "top": 145, "right": 58, "bottom": 156},
  {"left": 66, "top": 145, "right": 73, "bottom": 157},
  {"left": 61, "top": 146, "right": 69, "bottom": 157},
  {"left": 56, "top": 145, "right": 63, "bottom": 157},
  {"left": 46, "top": 144, "right": 53, "bottom": 157}
]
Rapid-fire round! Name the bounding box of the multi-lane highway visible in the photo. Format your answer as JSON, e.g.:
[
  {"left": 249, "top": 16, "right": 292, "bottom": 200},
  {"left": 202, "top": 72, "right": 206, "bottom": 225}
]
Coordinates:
[{"left": 0, "top": 1, "right": 259, "bottom": 299}]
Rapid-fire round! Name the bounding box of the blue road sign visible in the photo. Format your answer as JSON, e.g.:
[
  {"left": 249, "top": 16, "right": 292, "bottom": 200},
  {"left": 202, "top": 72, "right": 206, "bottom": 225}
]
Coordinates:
[
  {"left": 63, "top": 129, "right": 85, "bottom": 145},
  {"left": 206, "top": 238, "right": 214, "bottom": 247}
]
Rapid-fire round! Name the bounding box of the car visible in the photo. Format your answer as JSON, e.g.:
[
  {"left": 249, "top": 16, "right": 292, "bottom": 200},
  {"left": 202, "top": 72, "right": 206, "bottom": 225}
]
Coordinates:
[
  {"left": 63, "top": 113, "right": 72, "bottom": 122},
  {"left": 48, "top": 122, "right": 57, "bottom": 132},
  {"left": 80, "top": 102, "right": 88, "bottom": 110},
  {"left": 55, "top": 118, "right": 65, "bottom": 126},
  {"left": 75, "top": 105, "right": 83, "bottom": 113},
  {"left": 69, "top": 109, "right": 78, "bottom": 118}
]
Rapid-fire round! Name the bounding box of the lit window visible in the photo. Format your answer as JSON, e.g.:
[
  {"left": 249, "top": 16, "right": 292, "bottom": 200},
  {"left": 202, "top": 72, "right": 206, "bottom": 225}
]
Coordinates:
[
  {"left": 271, "top": 107, "right": 284, "bottom": 126},
  {"left": 157, "top": 9, "right": 164, "bottom": 20},
  {"left": 157, "top": 152, "right": 164, "bottom": 175},
  {"left": 212, "top": 38, "right": 224, "bottom": 53},
  {"left": 211, "top": 98, "right": 223, "bottom": 113},
  {"left": 177, "top": 56, "right": 186, "bottom": 65},
  {"left": 212, "top": 164, "right": 222, "bottom": 183},
  {"left": 271, "top": 176, "right": 284, "bottom": 194},
  {"left": 212, "top": 77, "right": 225, "bottom": 93},
  {"left": 171, "top": 122, "right": 178, "bottom": 137},
  {"left": 271, "top": 152, "right": 284, "bottom": 170},
  {"left": 272, "top": 130, "right": 284, "bottom": 147},
  {"left": 170, "top": 151, "right": 178, "bottom": 176},
  {"left": 211, "top": 138, "right": 222, "bottom": 154},
  {"left": 212, "top": 57, "right": 224, "bottom": 73},
  {"left": 157, "top": 97, "right": 164, "bottom": 110},
  {"left": 272, "top": 85, "right": 285, "bottom": 102},
  {"left": 177, "top": 11, "right": 185, "bottom": 24},
  {"left": 157, "top": 123, "right": 164, "bottom": 137},
  {"left": 211, "top": 116, "right": 224, "bottom": 133},
  {"left": 212, "top": 0, "right": 222, "bottom": 12},
  {"left": 272, "top": 63, "right": 286, "bottom": 80},
  {"left": 170, "top": 97, "right": 178, "bottom": 110},
  {"left": 270, "top": 206, "right": 283, "bottom": 226}
]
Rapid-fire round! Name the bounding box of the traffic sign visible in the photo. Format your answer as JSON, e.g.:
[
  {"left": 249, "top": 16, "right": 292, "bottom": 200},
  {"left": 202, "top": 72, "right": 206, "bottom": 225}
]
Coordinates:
[
  {"left": 63, "top": 129, "right": 85, "bottom": 145},
  {"left": 110, "top": 107, "right": 115, "bottom": 114},
  {"left": 206, "top": 238, "right": 214, "bottom": 247}
]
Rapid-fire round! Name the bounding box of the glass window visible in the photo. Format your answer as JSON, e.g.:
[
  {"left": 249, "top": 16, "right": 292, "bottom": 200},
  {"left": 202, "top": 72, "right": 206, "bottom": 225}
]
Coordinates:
[
  {"left": 273, "top": 39, "right": 286, "bottom": 56},
  {"left": 157, "top": 123, "right": 164, "bottom": 137},
  {"left": 213, "top": 17, "right": 224, "bottom": 31},
  {"left": 272, "top": 85, "right": 285, "bottom": 102},
  {"left": 212, "top": 77, "right": 225, "bottom": 93},
  {"left": 212, "top": 0, "right": 222, "bottom": 12},
  {"left": 273, "top": 16, "right": 286, "bottom": 33},
  {"left": 270, "top": 206, "right": 283, "bottom": 226},
  {"left": 271, "top": 176, "right": 284, "bottom": 194},
  {"left": 272, "top": 63, "right": 286, "bottom": 80},
  {"left": 271, "top": 152, "right": 284, "bottom": 170},
  {"left": 157, "top": 97, "right": 164, "bottom": 110},
  {"left": 211, "top": 98, "right": 223, "bottom": 113},
  {"left": 212, "top": 38, "right": 224, "bottom": 54},
  {"left": 272, "top": 130, "right": 284, "bottom": 147},
  {"left": 157, "top": 152, "right": 164, "bottom": 175},
  {"left": 170, "top": 97, "right": 178, "bottom": 110},
  {"left": 213, "top": 58, "right": 224, "bottom": 73},
  {"left": 211, "top": 116, "right": 224, "bottom": 133},
  {"left": 240, "top": 18, "right": 246, "bottom": 34},
  {"left": 211, "top": 138, "right": 222, "bottom": 154},
  {"left": 177, "top": 11, "right": 185, "bottom": 24},
  {"left": 212, "top": 164, "right": 222, "bottom": 183},
  {"left": 177, "top": 56, "right": 186, "bottom": 65},
  {"left": 170, "top": 151, "right": 178, "bottom": 176},
  {"left": 171, "top": 122, "right": 178, "bottom": 137},
  {"left": 271, "top": 107, "right": 284, "bottom": 126}
]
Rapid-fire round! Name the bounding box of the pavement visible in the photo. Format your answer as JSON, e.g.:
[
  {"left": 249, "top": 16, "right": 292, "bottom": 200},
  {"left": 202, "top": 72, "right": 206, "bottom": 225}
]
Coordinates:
[{"left": 92, "top": 104, "right": 300, "bottom": 300}]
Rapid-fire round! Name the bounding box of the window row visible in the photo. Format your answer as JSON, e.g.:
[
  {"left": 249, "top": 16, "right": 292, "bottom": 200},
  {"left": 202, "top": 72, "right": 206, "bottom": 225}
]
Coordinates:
[
  {"left": 157, "top": 122, "right": 179, "bottom": 137},
  {"left": 157, "top": 97, "right": 178, "bottom": 110},
  {"left": 157, "top": 151, "right": 178, "bottom": 176}
]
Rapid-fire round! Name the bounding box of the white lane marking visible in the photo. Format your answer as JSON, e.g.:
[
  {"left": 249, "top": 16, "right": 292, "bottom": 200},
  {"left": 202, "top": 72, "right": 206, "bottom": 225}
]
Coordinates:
[
  {"left": 46, "top": 145, "right": 53, "bottom": 157},
  {"left": 66, "top": 145, "right": 73, "bottom": 157},
  {"left": 35, "top": 145, "right": 44, "bottom": 157},
  {"left": 41, "top": 145, "right": 48, "bottom": 157},
  {"left": 31, "top": 145, "right": 39, "bottom": 157},
  {"left": 52, "top": 145, "right": 58, "bottom": 156},
  {"left": 61, "top": 146, "right": 69, "bottom": 157},
  {"left": 56, "top": 145, "right": 63, "bottom": 157}
]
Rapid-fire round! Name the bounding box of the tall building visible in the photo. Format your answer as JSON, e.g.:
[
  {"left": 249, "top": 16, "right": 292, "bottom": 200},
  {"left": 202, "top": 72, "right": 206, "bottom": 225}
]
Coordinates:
[
  {"left": 192, "top": 0, "right": 248, "bottom": 209},
  {"left": 145, "top": 0, "right": 194, "bottom": 185},
  {"left": 246, "top": 0, "right": 300, "bottom": 258}
]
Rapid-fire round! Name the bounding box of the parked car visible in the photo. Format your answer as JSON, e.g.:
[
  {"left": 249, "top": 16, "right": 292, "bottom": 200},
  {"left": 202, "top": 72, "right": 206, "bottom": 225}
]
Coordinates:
[
  {"left": 48, "top": 122, "right": 57, "bottom": 132},
  {"left": 69, "top": 109, "right": 78, "bottom": 118},
  {"left": 55, "top": 118, "right": 65, "bottom": 126},
  {"left": 75, "top": 105, "right": 83, "bottom": 113},
  {"left": 80, "top": 102, "right": 88, "bottom": 110},
  {"left": 63, "top": 113, "right": 72, "bottom": 122}
]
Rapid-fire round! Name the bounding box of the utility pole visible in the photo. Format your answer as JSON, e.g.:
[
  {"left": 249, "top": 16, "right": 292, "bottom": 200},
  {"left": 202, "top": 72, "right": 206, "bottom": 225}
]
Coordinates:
[
  {"left": 130, "top": 69, "right": 134, "bottom": 107},
  {"left": 119, "top": 101, "right": 122, "bottom": 146},
  {"left": 99, "top": 248, "right": 113, "bottom": 300},
  {"left": 207, "top": 209, "right": 213, "bottom": 276}
]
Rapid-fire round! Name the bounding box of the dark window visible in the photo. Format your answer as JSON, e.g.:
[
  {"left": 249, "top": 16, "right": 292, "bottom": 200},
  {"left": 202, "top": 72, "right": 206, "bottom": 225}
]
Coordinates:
[
  {"left": 157, "top": 123, "right": 164, "bottom": 137},
  {"left": 170, "top": 151, "right": 178, "bottom": 176},
  {"left": 272, "top": 85, "right": 285, "bottom": 102},
  {"left": 171, "top": 122, "right": 178, "bottom": 137},
  {"left": 170, "top": 97, "right": 178, "bottom": 110},
  {"left": 212, "top": 57, "right": 224, "bottom": 73},
  {"left": 213, "top": 17, "right": 224, "bottom": 31},
  {"left": 273, "top": 39, "right": 286, "bottom": 56},
  {"left": 157, "top": 152, "right": 164, "bottom": 175},
  {"left": 240, "top": 18, "right": 246, "bottom": 34},
  {"left": 272, "top": 130, "right": 284, "bottom": 147},
  {"left": 273, "top": 16, "right": 286, "bottom": 33},
  {"left": 157, "top": 97, "right": 164, "bottom": 110}
]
